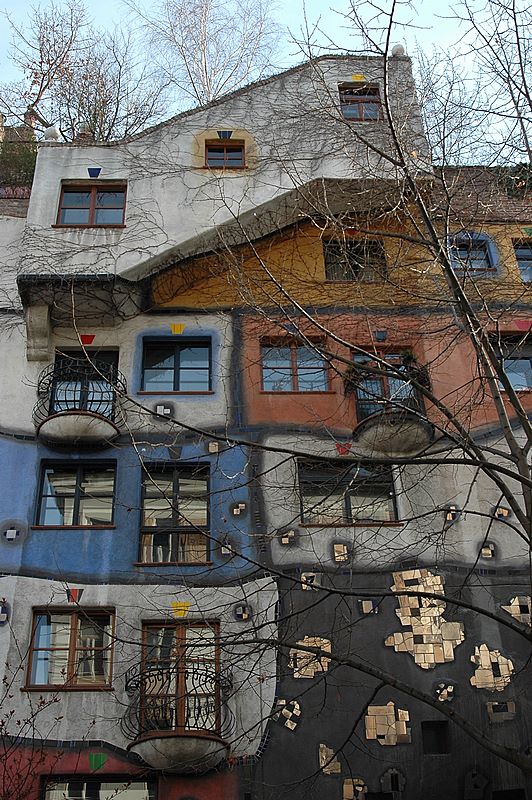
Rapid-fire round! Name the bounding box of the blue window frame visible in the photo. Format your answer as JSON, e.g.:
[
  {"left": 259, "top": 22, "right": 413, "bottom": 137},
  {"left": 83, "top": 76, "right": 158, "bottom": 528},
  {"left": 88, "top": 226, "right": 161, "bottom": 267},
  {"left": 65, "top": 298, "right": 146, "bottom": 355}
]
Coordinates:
[
  {"left": 449, "top": 232, "right": 499, "bottom": 275},
  {"left": 514, "top": 241, "right": 532, "bottom": 282},
  {"left": 142, "top": 340, "right": 211, "bottom": 392}
]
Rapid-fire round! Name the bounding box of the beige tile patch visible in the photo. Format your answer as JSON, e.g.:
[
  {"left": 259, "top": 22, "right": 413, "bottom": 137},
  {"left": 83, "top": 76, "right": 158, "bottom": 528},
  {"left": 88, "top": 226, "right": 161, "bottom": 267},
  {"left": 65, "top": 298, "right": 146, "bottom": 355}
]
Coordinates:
[
  {"left": 319, "top": 743, "right": 341, "bottom": 774},
  {"left": 343, "top": 778, "right": 368, "bottom": 799},
  {"left": 365, "top": 701, "right": 411, "bottom": 746},
  {"left": 288, "top": 636, "right": 331, "bottom": 678},
  {"left": 385, "top": 570, "right": 465, "bottom": 669},
  {"left": 470, "top": 644, "right": 514, "bottom": 691},
  {"left": 501, "top": 596, "right": 531, "bottom": 626}
]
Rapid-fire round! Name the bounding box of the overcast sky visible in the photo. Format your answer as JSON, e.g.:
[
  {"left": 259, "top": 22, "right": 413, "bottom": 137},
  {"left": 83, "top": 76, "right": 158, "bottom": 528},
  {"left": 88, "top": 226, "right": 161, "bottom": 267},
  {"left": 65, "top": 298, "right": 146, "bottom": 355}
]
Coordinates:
[{"left": 0, "top": 0, "right": 460, "bottom": 89}]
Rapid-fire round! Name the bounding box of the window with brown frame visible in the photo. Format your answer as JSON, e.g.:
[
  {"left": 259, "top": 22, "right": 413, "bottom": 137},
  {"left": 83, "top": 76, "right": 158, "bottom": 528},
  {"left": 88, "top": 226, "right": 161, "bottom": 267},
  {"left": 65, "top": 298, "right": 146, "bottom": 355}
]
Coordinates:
[
  {"left": 205, "top": 141, "right": 245, "bottom": 169},
  {"left": 56, "top": 185, "right": 126, "bottom": 226},
  {"left": 338, "top": 83, "right": 383, "bottom": 121},
  {"left": 141, "top": 622, "right": 219, "bottom": 733},
  {"left": 350, "top": 351, "right": 423, "bottom": 420},
  {"left": 140, "top": 464, "right": 209, "bottom": 564},
  {"left": 28, "top": 610, "right": 114, "bottom": 688},
  {"left": 261, "top": 340, "right": 329, "bottom": 392},
  {"left": 324, "top": 238, "right": 387, "bottom": 281},
  {"left": 43, "top": 779, "right": 155, "bottom": 800}
]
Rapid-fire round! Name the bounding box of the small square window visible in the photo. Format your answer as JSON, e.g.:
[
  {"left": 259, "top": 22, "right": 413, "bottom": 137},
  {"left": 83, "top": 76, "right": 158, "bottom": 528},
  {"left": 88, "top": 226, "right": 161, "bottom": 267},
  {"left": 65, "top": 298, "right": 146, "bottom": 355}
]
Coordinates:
[
  {"left": 261, "top": 341, "right": 328, "bottom": 392},
  {"left": 324, "top": 239, "right": 387, "bottom": 281},
  {"left": 513, "top": 241, "right": 532, "bottom": 282},
  {"left": 339, "top": 83, "right": 383, "bottom": 121},
  {"left": 205, "top": 141, "right": 245, "bottom": 168},
  {"left": 37, "top": 463, "right": 116, "bottom": 526},
  {"left": 28, "top": 610, "right": 113, "bottom": 688},
  {"left": 56, "top": 185, "right": 126, "bottom": 226},
  {"left": 449, "top": 232, "right": 498, "bottom": 275},
  {"left": 421, "top": 720, "right": 450, "bottom": 754},
  {"left": 142, "top": 340, "right": 211, "bottom": 392}
]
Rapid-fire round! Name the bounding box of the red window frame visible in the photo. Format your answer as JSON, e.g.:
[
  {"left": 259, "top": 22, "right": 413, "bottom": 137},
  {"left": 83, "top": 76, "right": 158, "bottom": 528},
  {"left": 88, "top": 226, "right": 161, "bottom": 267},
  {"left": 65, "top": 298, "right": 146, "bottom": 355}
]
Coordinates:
[{"left": 56, "top": 184, "right": 126, "bottom": 227}]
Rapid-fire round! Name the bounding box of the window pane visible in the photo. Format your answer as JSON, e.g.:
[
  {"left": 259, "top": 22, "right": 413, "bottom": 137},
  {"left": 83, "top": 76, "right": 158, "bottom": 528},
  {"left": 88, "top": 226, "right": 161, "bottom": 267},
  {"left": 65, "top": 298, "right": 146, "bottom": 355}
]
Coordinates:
[
  {"left": 62, "top": 192, "right": 91, "bottom": 207},
  {"left": 40, "top": 493, "right": 76, "bottom": 526},
  {"left": 60, "top": 208, "right": 90, "bottom": 225},
  {"left": 178, "top": 497, "right": 208, "bottom": 526},
  {"left": 43, "top": 468, "right": 77, "bottom": 496},
  {"left": 179, "top": 369, "right": 210, "bottom": 391},
  {"left": 143, "top": 496, "right": 173, "bottom": 527},
  {"left": 296, "top": 347, "right": 327, "bottom": 391},
  {"left": 51, "top": 380, "right": 82, "bottom": 412},
  {"left": 262, "top": 346, "right": 292, "bottom": 390},
  {"left": 349, "top": 487, "right": 395, "bottom": 521},
  {"left": 80, "top": 469, "right": 115, "bottom": 495},
  {"left": 505, "top": 357, "right": 532, "bottom": 390},
  {"left": 177, "top": 533, "right": 208, "bottom": 563},
  {"left": 94, "top": 208, "right": 124, "bottom": 224},
  {"left": 302, "top": 488, "right": 346, "bottom": 524},
  {"left": 515, "top": 243, "right": 532, "bottom": 281},
  {"left": 180, "top": 346, "right": 209, "bottom": 367},
  {"left": 31, "top": 614, "right": 72, "bottom": 685},
  {"left": 32, "top": 649, "right": 70, "bottom": 685},
  {"left": 78, "top": 495, "right": 114, "bottom": 525},
  {"left": 143, "top": 346, "right": 175, "bottom": 391},
  {"left": 96, "top": 191, "right": 125, "bottom": 207},
  {"left": 145, "top": 626, "right": 176, "bottom": 662}
]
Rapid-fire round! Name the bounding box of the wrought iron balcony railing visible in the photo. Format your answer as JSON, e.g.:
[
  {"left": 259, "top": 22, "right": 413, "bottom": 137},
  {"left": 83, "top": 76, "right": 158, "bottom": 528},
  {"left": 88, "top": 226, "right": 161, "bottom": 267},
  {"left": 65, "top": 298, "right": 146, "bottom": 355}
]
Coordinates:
[
  {"left": 121, "top": 662, "right": 229, "bottom": 741},
  {"left": 33, "top": 358, "right": 127, "bottom": 430}
]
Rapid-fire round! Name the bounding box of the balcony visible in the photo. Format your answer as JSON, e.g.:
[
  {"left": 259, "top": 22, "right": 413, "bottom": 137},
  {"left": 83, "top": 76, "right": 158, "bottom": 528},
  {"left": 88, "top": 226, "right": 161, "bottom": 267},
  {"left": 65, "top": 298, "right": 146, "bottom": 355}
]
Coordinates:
[
  {"left": 33, "top": 357, "right": 126, "bottom": 445},
  {"left": 121, "top": 662, "right": 230, "bottom": 774},
  {"left": 352, "top": 397, "right": 434, "bottom": 457}
]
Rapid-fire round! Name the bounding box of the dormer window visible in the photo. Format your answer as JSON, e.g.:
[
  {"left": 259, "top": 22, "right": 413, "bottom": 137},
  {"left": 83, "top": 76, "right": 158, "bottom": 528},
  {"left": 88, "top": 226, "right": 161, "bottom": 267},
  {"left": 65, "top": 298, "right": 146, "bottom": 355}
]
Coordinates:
[{"left": 339, "top": 84, "right": 383, "bottom": 121}]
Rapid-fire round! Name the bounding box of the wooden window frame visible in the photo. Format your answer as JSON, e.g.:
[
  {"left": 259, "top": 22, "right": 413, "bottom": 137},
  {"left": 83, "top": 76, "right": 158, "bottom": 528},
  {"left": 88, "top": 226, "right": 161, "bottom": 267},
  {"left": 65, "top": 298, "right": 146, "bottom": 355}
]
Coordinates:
[
  {"left": 141, "top": 621, "right": 220, "bottom": 733},
  {"left": 350, "top": 350, "right": 423, "bottom": 420},
  {"left": 36, "top": 462, "right": 116, "bottom": 527},
  {"left": 27, "top": 608, "right": 115, "bottom": 690},
  {"left": 55, "top": 184, "right": 126, "bottom": 228},
  {"left": 139, "top": 463, "right": 210, "bottom": 565},
  {"left": 298, "top": 460, "right": 398, "bottom": 525},
  {"left": 260, "top": 339, "right": 330, "bottom": 393},
  {"left": 338, "top": 83, "right": 384, "bottom": 122},
  {"left": 141, "top": 339, "right": 212, "bottom": 394},
  {"left": 205, "top": 141, "right": 246, "bottom": 169},
  {"left": 323, "top": 238, "right": 387, "bottom": 282}
]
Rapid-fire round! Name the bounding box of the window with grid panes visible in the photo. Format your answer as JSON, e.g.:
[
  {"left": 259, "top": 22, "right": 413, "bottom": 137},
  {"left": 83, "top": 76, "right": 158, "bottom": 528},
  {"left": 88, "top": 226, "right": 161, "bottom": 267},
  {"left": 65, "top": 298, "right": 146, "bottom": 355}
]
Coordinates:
[
  {"left": 205, "top": 141, "right": 245, "bottom": 168},
  {"left": 142, "top": 341, "right": 211, "bottom": 392},
  {"left": 324, "top": 238, "right": 387, "bottom": 281},
  {"left": 28, "top": 610, "right": 113, "bottom": 687},
  {"left": 298, "top": 461, "right": 397, "bottom": 524},
  {"left": 261, "top": 341, "right": 328, "bottom": 392},
  {"left": 351, "top": 352, "right": 422, "bottom": 420},
  {"left": 338, "top": 84, "right": 383, "bottom": 121},
  {"left": 140, "top": 464, "right": 209, "bottom": 563},
  {"left": 449, "top": 233, "right": 498, "bottom": 274},
  {"left": 50, "top": 350, "right": 119, "bottom": 419},
  {"left": 499, "top": 338, "right": 532, "bottom": 391},
  {"left": 37, "top": 464, "right": 116, "bottom": 526},
  {"left": 141, "top": 622, "right": 219, "bottom": 733},
  {"left": 43, "top": 779, "right": 155, "bottom": 800},
  {"left": 513, "top": 241, "right": 532, "bottom": 282},
  {"left": 56, "top": 185, "right": 126, "bottom": 226}
]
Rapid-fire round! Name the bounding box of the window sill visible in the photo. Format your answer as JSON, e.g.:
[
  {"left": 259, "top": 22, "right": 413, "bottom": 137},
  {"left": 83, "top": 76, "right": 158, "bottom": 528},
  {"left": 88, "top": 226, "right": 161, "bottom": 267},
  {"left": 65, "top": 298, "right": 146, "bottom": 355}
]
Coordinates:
[
  {"left": 259, "top": 390, "right": 336, "bottom": 395},
  {"left": 324, "top": 279, "right": 385, "bottom": 285},
  {"left": 300, "top": 521, "right": 403, "bottom": 528},
  {"left": 137, "top": 390, "right": 214, "bottom": 395},
  {"left": 31, "top": 525, "right": 116, "bottom": 530},
  {"left": 22, "top": 685, "right": 114, "bottom": 692},
  {"left": 134, "top": 561, "right": 213, "bottom": 567},
  {"left": 51, "top": 224, "right": 126, "bottom": 229}
]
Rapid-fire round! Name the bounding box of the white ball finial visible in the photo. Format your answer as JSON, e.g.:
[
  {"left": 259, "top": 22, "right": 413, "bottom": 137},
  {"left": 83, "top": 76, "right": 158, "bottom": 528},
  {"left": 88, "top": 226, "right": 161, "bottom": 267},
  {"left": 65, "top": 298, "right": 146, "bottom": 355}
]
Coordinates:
[
  {"left": 43, "top": 125, "right": 60, "bottom": 141},
  {"left": 391, "top": 44, "right": 405, "bottom": 57}
]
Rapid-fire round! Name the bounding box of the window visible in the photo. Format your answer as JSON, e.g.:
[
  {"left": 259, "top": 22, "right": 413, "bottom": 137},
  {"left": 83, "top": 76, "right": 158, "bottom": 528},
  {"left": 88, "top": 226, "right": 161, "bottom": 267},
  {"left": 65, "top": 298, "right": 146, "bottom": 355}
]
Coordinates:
[
  {"left": 56, "top": 185, "right": 126, "bottom": 226},
  {"left": 499, "top": 339, "right": 532, "bottom": 391},
  {"left": 140, "top": 464, "right": 209, "bottom": 563},
  {"left": 350, "top": 352, "right": 422, "bottom": 420},
  {"left": 37, "top": 464, "right": 116, "bottom": 526},
  {"left": 421, "top": 720, "right": 450, "bottom": 754},
  {"left": 299, "top": 461, "right": 397, "bottom": 524},
  {"left": 449, "top": 232, "right": 498, "bottom": 275},
  {"left": 514, "top": 241, "right": 532, "bottom": 282},
  {"left": 339, "top": 83, "right": 383, "bottom": 121},
  {"left": 142, "top": 341, "right": 211, "bottom": 392},
  {"left": 141, "top": 622, "right": 219, "bottom": 732},
  {"left": 324, "top": 238, "right": 387, "bottom": 281},
  {"left": 50, "top": 350, "right": 119, "bottom": 419},
  {"left": 44, "top": 780, "right": 155, "bottom": 800},
  {"left": 28, "top": 610, "right": 113, "bottom": 687},
  {"left": 261, "top": 341, "right": 328, "bottom": 392},
  {"left": 205, "top": 141, "right": 245, "bottom": 169}
]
